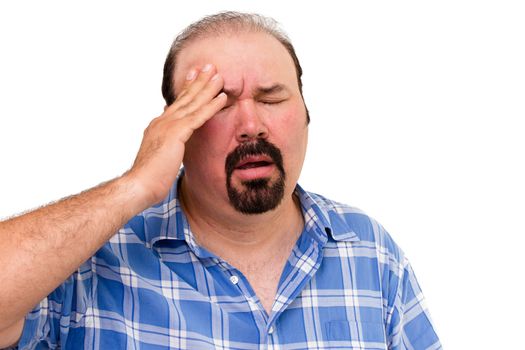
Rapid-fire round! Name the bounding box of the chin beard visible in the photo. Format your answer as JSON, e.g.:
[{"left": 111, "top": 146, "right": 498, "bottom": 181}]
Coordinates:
[
  {"left": 225, "top": 140, "right": 286, "bottom": 215},
  {"left": 227, "top": 177, "right": 285, "bottom": 214}
]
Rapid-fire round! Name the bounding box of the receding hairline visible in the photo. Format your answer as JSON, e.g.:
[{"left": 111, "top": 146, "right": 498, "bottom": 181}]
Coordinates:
[
  {"left": 173, "top": 30, "right": 299, "bottom": 94},
  {"left": 164, "top": 12, "right": 299, "bottom": 97},
  {"left": 161, "top": 11, "right": 310, "bottom": 123},
  {"left": 173, "top": 11, "right": 289, "bottom": 49},
  {"left": 170, "top": 15, "right": 292, "bottom": 92}
]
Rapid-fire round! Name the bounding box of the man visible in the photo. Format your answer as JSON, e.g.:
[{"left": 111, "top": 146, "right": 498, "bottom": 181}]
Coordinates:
[{"left": 0, "top": 11, "right": 441, "bottom": 349}]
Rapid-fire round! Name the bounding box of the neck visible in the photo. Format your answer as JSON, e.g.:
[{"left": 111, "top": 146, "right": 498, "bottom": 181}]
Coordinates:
[{"left": 179, "top": 176, "right": 304, "bottom": 259}]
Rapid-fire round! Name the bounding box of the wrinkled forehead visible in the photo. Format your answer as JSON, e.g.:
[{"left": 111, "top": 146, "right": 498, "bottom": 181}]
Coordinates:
[{"left": 172, "top": 32, "right": 299, "bottom": 98}]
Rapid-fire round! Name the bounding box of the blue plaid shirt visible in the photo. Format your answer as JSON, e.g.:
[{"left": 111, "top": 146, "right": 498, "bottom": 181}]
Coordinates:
[{"left": 19, "top": 175, "right": 441, "bottom": 349}]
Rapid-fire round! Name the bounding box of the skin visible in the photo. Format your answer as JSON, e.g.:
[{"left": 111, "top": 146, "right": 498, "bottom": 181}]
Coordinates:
[{"left": 0, "top": 30, "right": 309, "bottom": 345}]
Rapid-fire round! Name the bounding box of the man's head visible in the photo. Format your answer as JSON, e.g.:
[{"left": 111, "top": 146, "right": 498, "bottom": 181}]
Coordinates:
[
  {"left": 163, "top": 12, "right": 309, "bottom": 215},
  {"left": 162, "top": 11, "right": 309, "bottom": 123}
]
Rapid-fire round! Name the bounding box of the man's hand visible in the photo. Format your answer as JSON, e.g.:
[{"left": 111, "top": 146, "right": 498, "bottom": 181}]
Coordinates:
[
  {"left": 127, "top": 63, "right": 226, "bottom": 205},
  {"left": 0, "top": 64, "right": 226, "bottom": 340}
]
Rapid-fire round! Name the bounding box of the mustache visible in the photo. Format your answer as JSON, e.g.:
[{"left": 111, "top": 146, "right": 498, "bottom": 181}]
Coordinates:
[{"left": 225, "top": 139, "right": 285, "bottom": 179}]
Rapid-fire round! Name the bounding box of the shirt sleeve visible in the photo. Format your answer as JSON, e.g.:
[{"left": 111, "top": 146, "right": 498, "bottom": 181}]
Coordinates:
[
  {"left": 17, "top": 262, "right": 92, "bottom": 349},
  {"left": 385, "top": 258, "right": 442, "bottom": 350}
]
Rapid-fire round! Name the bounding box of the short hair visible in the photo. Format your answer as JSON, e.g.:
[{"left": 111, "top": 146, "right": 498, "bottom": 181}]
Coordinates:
[{"left": 161, "top": 11, "right": 310, "bottom": 123}]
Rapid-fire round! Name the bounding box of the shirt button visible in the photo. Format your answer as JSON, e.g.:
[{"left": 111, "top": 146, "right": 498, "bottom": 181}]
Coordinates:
[
  {"left": 268, "top": 326, "right": 274, "bottom": 334},
  {"left": 229, "top": 275, "right": 239, "bottom": 284}
]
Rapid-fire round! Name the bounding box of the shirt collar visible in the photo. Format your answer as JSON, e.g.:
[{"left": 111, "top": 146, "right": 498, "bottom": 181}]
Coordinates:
[
  {"left": 294, "top": 185, "right": 360, "bottom": 244},
  {"left": 142, "top": 170, "right": 360, "bottom": 248}
]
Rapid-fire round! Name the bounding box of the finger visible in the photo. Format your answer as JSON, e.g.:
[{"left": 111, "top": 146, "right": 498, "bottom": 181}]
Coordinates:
[
  {"left": 163, "top": 64, "right": 216, "bottom": 117},
  {"left": 177, "top": 73, "right": 225, "bottom": 116},
  {"left": 175, "top": 64, "right": 218, "bottom": 107},
  {"left": 164, "top": 70, "right": 224, "bottom": 121},
  {"left": 173, "top": 68, "right": 198, "bottom": 101},
  {"left": 184, "top": 92, "right": 228, "bottom": 131}
]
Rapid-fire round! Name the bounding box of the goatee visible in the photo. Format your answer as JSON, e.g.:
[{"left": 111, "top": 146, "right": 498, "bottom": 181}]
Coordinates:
[{"left": 225, "top": 139, "right": 286, "bottom": 214}]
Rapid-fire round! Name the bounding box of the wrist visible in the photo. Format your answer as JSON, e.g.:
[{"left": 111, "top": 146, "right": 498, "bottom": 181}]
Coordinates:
[{"left": 115, "top": 172, "right": 157, "bottom": 216}]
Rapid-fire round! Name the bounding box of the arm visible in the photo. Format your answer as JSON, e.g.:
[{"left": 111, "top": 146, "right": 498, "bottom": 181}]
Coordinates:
[{"left": 0, "top": 64, "right": 226, "bottom": 346}]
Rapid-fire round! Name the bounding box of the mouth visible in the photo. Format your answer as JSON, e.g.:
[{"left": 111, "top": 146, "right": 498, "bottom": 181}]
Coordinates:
[
  {"left": 233, "top": 155, "right": 276, "bottom": 180},
  {"left": 235, "top": 155, "right": 273, "bottom": 170},
  {"left": 235, "top": 155, "right": 274, "bottom": 169}
]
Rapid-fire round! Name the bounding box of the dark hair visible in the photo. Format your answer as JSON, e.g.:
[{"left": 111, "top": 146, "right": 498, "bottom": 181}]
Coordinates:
[{"left": 161, "top": 11, "right": 310, "bottom": 123}]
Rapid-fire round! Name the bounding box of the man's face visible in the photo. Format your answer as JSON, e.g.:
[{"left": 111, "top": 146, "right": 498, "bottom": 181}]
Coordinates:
[{"left": 174, "top": 31, "right": 308, "bottom": 214}]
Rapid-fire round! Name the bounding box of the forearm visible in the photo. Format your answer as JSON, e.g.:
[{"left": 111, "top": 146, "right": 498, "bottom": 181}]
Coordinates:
[
  {"left": 0, "top": 174, "right": 150, "bottom": 330},
  {"left": 0, "top": 63, "right": 225, "bottom": 332}
]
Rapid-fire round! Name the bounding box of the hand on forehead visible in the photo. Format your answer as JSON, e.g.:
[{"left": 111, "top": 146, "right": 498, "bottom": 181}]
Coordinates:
[{"left": 173, "top": 32, "right": 299, "bottom": 100}]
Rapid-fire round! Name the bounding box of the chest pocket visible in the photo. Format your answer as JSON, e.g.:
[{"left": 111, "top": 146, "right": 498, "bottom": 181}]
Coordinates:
[{"left": 325, "top": 320, "right": 386, "bottom": 348}]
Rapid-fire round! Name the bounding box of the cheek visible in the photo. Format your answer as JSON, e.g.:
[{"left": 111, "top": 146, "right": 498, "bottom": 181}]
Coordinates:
[
  {"left": 272, "top": 104, "right": 307, "bottom": 144},
  {"left": 189, "top": 116, "right": 232, "bottom": 155},
  {"left": 278, "top": 99, "right": 307, "bottom": 125},
  {"left": 183, "top": 118, "right": 232, "bottom": 181},
  {"left": 269, "top": 104, "right": 308, "bottom": 169},
  {"left": 184, "top": 118, "right": 234, "bottom": 186}
]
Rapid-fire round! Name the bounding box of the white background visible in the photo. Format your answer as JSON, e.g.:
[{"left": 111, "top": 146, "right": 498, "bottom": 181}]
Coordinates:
[{"left": 1, "top": 1, "right": 524, "bottom": 348}]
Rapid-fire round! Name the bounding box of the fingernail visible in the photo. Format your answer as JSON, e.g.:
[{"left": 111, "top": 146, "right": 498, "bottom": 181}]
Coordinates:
[
  {"left": 202, "top": 64, "right": 212, "bottom": 72},
  {"left": 211, "top": 73, "right": 220, "bottom": 81},
  {"left": 186, "top": 69, "right": 196, "bottom": 80}
]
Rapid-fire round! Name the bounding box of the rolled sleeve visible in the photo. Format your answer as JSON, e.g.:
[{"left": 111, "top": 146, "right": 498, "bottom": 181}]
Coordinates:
[
  {"left": 18, "top": 260, "right": 92, "bottom": 350},
  {"left": 387, "top": 259, "right": 441, "bottom": 350}
]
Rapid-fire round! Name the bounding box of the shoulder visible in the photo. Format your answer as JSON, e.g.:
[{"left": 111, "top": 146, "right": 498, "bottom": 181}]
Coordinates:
[
  {"left": 303, "top": 191, "right": 441, "bottom": 346},
  {"left": 303, "top": 189, "right": 406, "bottom": 266}
]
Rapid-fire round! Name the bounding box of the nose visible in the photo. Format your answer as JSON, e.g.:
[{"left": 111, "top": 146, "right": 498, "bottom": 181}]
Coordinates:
[{"left": 234, "top": 100, "right": 269, "bottom": 142}]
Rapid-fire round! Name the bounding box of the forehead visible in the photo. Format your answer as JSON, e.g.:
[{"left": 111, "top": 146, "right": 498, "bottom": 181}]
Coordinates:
[{"left": 173, "top": 31, "right": 299, "bottom": 96}]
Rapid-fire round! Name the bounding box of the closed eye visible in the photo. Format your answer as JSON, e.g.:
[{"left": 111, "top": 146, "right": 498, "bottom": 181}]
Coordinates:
[{"left": 261, "top": 100, "right": 285, "bottom": 105}]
